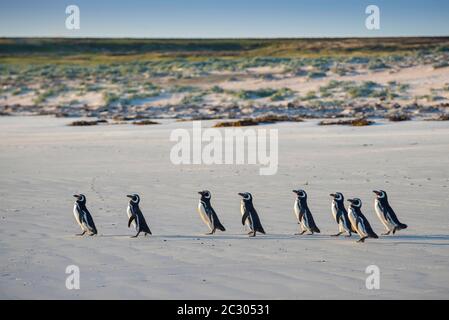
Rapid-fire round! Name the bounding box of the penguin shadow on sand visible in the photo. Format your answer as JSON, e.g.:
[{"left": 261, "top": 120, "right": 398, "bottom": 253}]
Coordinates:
[
  {"left": 149, "top": 234, "right": 330, "bottom": 241},
  {"left": 382, "top": 234, "right": 449, "bottom": 246}
]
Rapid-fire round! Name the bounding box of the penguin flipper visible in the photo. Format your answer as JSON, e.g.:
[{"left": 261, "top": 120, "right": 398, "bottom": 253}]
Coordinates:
[
  {"left": 128, "top": 215, "right": 136, "bottom": 228},
  {"left": 241, "top": 211, "right": 249, "bottom": 225},
  {"left": 336, "top": 211, "right": 343, "bottom": 224}
]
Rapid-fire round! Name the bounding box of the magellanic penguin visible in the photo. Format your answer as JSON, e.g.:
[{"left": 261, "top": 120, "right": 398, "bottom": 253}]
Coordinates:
[
  {"left": 292, "top": 189, "right": 320, "bottom": 235},
  {"left": 373, "top": 190, "right": 407, "bottom": 235},
  {"left": 347, "top": 198, "right": 378, "bottom": 243},
  {"left": 238, "top": 192, "right": 266, "bottom": 237},
  {"left": 73, "top": 194, "right": 98, "bottom": 236},
  {"left": 330, "top": 192, "right": 356, "bottom": 237},
  {"left": 197, "top": 190, "right": 226, "bottom": 235},
  {"left": 126, "top": 194, "right": 152, "bottom": 238}
]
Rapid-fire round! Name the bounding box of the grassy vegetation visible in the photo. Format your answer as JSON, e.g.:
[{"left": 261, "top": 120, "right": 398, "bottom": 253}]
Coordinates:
[
  {"left": 68, "top": 120, "right": 106, "bottom": 126},
  {"left": 2, "top": 37, "right": 449, "bottom": 63},
  {"left": 213, "top": 114, "right": 303, "bottom": 127},
  {"left": 388, "top": 114, "right": 412, "bottom": 122},
  {"left": 132, "top": 120, "right": 160, "bottom": 125},
  {"left": 1, "top": 37, "right": 448, "bottom": 119},
  {"left": 318, "top": 118, "right": 374, "bottom": 126}
]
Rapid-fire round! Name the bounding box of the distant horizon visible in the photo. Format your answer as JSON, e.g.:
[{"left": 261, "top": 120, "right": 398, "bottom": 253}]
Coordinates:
[{"left": 1, "top": 35, "right": 449, "bottom": 40}]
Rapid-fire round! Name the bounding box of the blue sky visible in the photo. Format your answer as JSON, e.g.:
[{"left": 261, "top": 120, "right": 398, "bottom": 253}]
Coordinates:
[{"left": 0, "top": 0, "right": 448, "bottom": 38}]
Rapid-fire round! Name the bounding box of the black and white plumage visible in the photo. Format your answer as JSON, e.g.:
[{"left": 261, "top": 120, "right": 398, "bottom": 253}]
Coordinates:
[
  {"left": 330, "top": 192, "right": 356, "bottom": 237},
  {"left": 292, "top": 189, "right": 320, "bottom": 235},
  {"left": 73, "top": 194, "right": 97, "bottom": 236},
  {"left": 197, "top": 190, "right": 226, "bottom": 235},
  {"left": 373, "top": 190, "right": 407, "bottom": 235},
  {"left": 347, "top": 198, "right": 378, "bottom": 243},
  {"left": 126, "top": 194, "right": 152, "bottom": 238},
  {"left": 238, "top": 192, "right": 265, "bottom": 237}
]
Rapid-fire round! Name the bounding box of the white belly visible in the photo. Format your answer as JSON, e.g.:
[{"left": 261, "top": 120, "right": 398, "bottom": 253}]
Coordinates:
[
  {"left": 331, "top": 201, "right": 337, "bottom": 222},
  {"left": 294, "top": 200, "right": 300, "bottom": 222},
  {"left": 73, "top": 204, "right": 87, "bottom": 231},
  {"left": 333, "top": 204, "right": 346, "bottom": 231},
  {"left": 347, "top": 207, "right": 358, "bottom": 234},
  {"left": 127, "top": 205, "right": 136, "bottom": 228},
  {"left": 241, "top": 201, "right": 251, "bottom": 229},
  {"left": 198, "top": 202, "right": 212, "bottom": 230},
  {"left": 357, "top": 219, "right": 368, "bottom": 237},
  {"left": 375, "top": 200, "right": 393, "bottom": 230}
]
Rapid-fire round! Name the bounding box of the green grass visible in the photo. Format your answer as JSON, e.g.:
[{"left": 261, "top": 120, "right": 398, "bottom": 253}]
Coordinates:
[{"left": 1, "top": 37, "right": 449, "bottom": 66}]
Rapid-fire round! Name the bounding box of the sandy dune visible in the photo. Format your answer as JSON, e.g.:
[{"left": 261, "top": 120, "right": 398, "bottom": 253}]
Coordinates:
[{"left": 0, "top": 116, "right": 448, "bottom": 299}]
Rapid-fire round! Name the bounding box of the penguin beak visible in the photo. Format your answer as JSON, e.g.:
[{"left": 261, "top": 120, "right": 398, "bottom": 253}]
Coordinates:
[
  {"left": 292, "top": 190, "right": 298, "bottom": 194},
  {"left": 373, "top": 190, "right": 380, "bottom": 195},
  {"left": 198, "top": 191, "right": 203, "bottom": 195},
  {"left": 73, "top": 194, "right": 79, "bottom": 198},
  {"left": 126, "top": 194, "right": 133, "bottom": 198},
  {"left": 330, "top": 193, "right": 336, "bottom": 197},
  {"left": 348, "top": 199, "right": 354, "bottom": 203},
  {"left": 238, "top": 193, "right": 245, "bottom": 197}
]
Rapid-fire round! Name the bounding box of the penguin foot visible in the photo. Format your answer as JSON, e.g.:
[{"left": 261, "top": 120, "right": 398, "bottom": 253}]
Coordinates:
[
  {"left": 331, "top": 232, "right": 343, "bottom": 237},
  {"left": 248, "top": 232, "right": 256, "bottom": 237},
  {"left": 76, "top": 231, "right": 86, "bottom": 236},
  {"left": 345, "top": 234, "right": 352, "bottom": 237},
  {"left": 205, "top": 231, "right": 215, "bottom": 235},
  {"left": 392, "top": 228, "right": 397, "bottom": 235},
  {"left": 381, "top": 231, "right": 391, "bottom": 236},
  {"left": 356, "top": 237, "right": 366, "bottom": 243},
  {"left": 307, "top": 232, "right": 314, "bottom": 235},
  {"left": 295, "top": 230, "right": 306, "bottom": 235}
]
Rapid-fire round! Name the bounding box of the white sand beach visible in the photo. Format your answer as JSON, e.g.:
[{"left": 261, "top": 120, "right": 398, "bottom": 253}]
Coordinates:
[{"left": 0, "top": 116, "right": 448, "bottom": 299}]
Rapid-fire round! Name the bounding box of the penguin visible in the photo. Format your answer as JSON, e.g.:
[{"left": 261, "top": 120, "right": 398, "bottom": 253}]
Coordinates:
[
  {"left": 73, "top": 194, "right": 98, "bottom": 236},
  {"left": 373, "top": 190, "right": 407, "bottom": 235},
  {"left": 126, "top": 194, "right": 152, "bottom": 238},
  {"left": 197, "top": 190, "right": 226, "bottom": 235},
  {"left": 238, "top": 192, "right": 266, "bottom": 237},
  {"left": 292, "top": 189, "right": 320, "bottom": 235},
  {"left": 347, "top": 198, "right": 378, "bottom": 243},
  {"left": 330, "top": 192, "right": 356, "bottom": 237}
]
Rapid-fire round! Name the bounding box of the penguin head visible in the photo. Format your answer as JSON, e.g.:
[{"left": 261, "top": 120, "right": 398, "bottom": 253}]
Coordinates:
[
  {"left": 238, "top": 192, "right": 252, "bottom": 202},
  {"left": 348, "top": 198, "right": 362, "bottom": 208},
  {"left": 126, "top": 194, "right": 140, "bottom": 204},
  {"left": 330, "top": 192, "right": 344, "bottom": 202},
  {"left": 292, "top": 189, "right": 307, "bottom": 199},
  {"left": 373, "top": 190, "right": 387, "bottom": 200},
  {"left": 198, "top": 190, "right": 211, "bottom": 201},
  {"left": 73, "top": 194, "right": 86, "bottom": 204}
]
